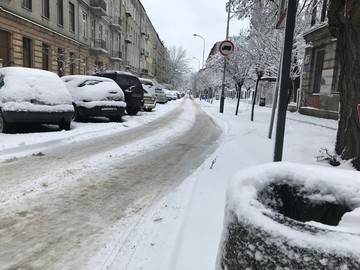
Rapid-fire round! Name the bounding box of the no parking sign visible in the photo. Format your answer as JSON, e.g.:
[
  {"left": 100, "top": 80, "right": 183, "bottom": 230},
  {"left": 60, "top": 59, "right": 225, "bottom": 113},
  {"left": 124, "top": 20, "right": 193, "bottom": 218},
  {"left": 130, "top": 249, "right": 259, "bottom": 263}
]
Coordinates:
[{"left": 218, "top": 40, "right": 235, "bottom": 57}]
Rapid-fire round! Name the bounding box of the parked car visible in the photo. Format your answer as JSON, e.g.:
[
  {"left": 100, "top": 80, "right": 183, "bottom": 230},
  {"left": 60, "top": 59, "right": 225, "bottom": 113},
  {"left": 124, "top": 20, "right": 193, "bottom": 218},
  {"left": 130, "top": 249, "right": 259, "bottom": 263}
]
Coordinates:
[
  {"left": 94, "top": 71, "right": 144, "bottom": 115},
  {"left": 154, "top": 88, "right": 168, "bottom": 104},
  {"left": 61, "top": 75, "right": 126, "bottom": 122},
  {"left": 139, "top": 77, "right": 157, "bottom": 112},
  {"left": 0, "top": 67, "right": 74, "bottom": 133},
  {"left": 167, "top": 90, "right": 178, "bottom": 100}
]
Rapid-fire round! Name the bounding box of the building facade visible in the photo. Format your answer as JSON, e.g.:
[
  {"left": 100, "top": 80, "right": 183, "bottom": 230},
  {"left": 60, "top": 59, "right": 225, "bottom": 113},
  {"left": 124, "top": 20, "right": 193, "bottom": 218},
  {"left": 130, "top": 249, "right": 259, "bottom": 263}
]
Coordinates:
[
  {"left": 0, "top": 0, "right": 166, "bottom": 82},
  {"left": 300, "top": 23, "right": 340, "bottom": 120}
]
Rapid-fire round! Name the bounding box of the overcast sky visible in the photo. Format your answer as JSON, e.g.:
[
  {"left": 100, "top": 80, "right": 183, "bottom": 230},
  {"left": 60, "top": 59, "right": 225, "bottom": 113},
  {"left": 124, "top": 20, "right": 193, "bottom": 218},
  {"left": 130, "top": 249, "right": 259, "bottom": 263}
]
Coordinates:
[{"left": 140, "top": 0, "right": 249, "bottom": 72}]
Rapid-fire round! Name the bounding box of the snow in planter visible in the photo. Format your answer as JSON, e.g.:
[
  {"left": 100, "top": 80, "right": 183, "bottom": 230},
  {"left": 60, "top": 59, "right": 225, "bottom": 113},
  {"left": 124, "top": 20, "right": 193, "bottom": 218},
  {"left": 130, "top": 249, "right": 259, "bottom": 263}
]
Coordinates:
[{"left": 216, "top": 162, "right": 360, "bottom": 269}]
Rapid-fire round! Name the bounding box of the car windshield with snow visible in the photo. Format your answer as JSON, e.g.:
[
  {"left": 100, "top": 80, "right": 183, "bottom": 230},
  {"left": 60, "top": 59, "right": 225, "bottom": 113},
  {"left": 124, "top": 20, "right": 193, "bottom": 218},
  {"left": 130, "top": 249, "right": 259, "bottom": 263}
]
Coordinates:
[
  {"left": 61, "top": 75, "right": 126, "bottom": 122},
  {"left": 0, "top": 67, "right": 74, "bottom": 133}
]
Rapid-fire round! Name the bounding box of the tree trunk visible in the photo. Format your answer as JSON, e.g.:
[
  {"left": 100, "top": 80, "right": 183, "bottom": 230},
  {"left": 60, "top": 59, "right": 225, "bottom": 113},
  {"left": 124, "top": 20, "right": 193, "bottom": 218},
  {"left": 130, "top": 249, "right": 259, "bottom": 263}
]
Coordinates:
[{"left": 328, "top": 0, "right": 360, "bottom": 169}]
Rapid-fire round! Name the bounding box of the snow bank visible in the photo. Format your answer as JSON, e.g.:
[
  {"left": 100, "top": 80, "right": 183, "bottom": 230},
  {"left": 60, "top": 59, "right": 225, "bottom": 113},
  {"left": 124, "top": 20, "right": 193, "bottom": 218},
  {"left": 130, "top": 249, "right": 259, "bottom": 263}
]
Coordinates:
[{"left": 217, "top": 162, "right": 360, "bottom": 269}]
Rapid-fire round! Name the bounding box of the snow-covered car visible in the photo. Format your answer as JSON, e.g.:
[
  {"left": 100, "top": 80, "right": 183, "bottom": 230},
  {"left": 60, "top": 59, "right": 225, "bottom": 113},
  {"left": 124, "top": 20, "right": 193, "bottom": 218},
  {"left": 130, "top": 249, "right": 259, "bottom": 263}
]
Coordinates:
[
  {"left": 0, "top": 67, "right": 74, "bottom": 133},
  {"left": 61, "top": 75, "right": 126, "bottom": 122},
  {"left": 94, "top": 71, "right": 144, "bottom": 115},
  {"left": 154, "top": 88, "right": 168, "bottom": 104},
  {"left": 139, "top": 77, "right": 157, "bottom": 112},
  {"left": 167, "top": 90, "right": 178, "bottom": 100}
]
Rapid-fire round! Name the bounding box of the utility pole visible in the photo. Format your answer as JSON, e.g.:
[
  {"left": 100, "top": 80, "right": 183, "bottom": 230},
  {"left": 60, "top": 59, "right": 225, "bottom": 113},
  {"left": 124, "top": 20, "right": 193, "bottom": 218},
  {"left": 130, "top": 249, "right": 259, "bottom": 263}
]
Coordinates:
[
  {"left": 219, "top": 0, "right": 232, "bottom": 113},
  {"left": 274, "top": 0, "right": 298, "bottom": 161}
]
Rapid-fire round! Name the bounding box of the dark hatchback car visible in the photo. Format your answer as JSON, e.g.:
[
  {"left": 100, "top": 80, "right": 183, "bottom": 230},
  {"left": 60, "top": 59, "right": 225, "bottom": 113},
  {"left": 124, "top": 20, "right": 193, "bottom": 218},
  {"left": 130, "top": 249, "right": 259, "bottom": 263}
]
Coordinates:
[{"left": 94, "top": 71, "right": 144, "bottom": 115}]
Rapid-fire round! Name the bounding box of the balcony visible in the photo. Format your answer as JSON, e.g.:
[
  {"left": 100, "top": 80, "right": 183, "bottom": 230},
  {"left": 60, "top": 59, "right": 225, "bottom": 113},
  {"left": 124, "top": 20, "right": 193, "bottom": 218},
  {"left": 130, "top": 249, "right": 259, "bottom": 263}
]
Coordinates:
[
  {"left": 125, "top": 33, "right": 132, "bottom": 43},
  {"left": 90, "top": 0, "right": 107, "bottom": 16},
  {"left": 125, "top": 5, "right": 132, "bottom": 17},
  {"left": 90, "top": 39, "right": 107, "bottom": 55},
  {"left": 110, "top": 17, "right": 122, "bottom": 31},
  {"left": 110, "top": 50, "right": 123, "bottom": 60}
]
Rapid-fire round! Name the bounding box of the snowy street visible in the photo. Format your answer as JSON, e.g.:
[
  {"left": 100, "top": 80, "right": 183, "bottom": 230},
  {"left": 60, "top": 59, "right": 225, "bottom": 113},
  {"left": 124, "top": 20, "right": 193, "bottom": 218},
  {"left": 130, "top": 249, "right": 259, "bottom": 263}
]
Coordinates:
[
  {"left": 0, "top": 97, "right": 221, "bottom": 269},
  {"left": 0, "top": 96, "right": 353, "bottom": 270}
]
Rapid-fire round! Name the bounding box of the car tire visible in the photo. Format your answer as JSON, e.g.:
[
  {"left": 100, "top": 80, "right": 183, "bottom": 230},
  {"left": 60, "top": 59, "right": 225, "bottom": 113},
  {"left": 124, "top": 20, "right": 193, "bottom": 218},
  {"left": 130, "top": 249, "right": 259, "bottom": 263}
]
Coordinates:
[
  {"left": 72, "top": 105, "right": 87, "bottom": 122},
  {"left": 0, "top": 111, "right": 11, "bottom": 133},
  {"left": 59, "top": 120, "right": 71, "bottom": 131},
  {"left": 126, "top": 107, "right": 139, "bottom": 115}
]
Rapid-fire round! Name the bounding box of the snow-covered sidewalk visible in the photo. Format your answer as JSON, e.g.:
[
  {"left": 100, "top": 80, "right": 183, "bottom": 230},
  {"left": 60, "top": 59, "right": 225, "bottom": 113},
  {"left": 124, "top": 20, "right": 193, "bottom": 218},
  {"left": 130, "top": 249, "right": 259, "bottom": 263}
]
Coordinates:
[{"left": 95, "top": 98, "right": 350, "bottom": 270}]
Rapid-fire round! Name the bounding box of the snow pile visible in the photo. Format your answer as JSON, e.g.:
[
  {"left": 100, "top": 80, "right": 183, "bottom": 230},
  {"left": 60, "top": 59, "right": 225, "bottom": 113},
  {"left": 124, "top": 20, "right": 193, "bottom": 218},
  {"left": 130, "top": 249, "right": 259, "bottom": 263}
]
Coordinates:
[
  {"left": 0, "top": 67, "right": 73, "bottom": 112},
  {"left": 217, "top": 162, "right": 360, "bottom": 269}
]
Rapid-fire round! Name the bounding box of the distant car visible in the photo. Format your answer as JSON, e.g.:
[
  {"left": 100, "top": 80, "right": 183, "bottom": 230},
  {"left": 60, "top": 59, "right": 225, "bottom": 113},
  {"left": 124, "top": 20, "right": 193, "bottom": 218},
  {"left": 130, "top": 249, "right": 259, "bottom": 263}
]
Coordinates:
[
  {"left": 0, "top": 67, "right": 74, "bottom": 133},
  {"left": 139, "top": 77, "right": 157, "bottom": 112},
  {"left": 154, "top": 88, "right": 168, "bottom": 104},
  {"left": 61, "top": 75, "right": 126, "bottom": 122},
  {"left": 94, "top": 71, "right": 144, "bottom": 115},
  {"left": 167, "top": 90, "right": 178, "bottom": 100}
]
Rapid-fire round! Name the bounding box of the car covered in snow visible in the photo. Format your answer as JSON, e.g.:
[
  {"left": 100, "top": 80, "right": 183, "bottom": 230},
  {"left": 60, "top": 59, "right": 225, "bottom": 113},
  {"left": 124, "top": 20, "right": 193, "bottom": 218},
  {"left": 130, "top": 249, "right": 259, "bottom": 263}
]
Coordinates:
[
  {"left": 94, "top": 71, "right": 144, "bottom": 115},
  {"left": 154, "top": 88, "right": 168, "bottom": 104},
  {"left": 139, "top": 77, "right": 157, "bottom": 111},
  {"left": 61, "top": 75, "right": 126, "bottom": 122},
  {"left": 0, "top": 67, "right": 74, "bottom": 133}
]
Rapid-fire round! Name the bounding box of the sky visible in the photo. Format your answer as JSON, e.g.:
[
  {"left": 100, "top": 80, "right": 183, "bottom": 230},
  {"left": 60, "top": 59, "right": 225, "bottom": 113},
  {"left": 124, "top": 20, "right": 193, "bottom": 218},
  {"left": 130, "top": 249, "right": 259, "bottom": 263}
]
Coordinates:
[
  {"left": 1, "top": 86, "right": 360, "bottom": 268},
  {"left": 140, "top": 0, "right": 249, "bottom": 71}
]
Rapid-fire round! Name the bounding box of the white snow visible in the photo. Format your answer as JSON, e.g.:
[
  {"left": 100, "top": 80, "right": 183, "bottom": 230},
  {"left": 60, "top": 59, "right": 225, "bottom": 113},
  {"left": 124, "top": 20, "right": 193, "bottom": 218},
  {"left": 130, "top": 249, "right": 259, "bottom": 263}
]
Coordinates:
[
  {"left": 0, "top": 67, "right": 73, "bottom": 112},
  {"left": 1, "top": 95, "right": 359, "bottom": 269}
]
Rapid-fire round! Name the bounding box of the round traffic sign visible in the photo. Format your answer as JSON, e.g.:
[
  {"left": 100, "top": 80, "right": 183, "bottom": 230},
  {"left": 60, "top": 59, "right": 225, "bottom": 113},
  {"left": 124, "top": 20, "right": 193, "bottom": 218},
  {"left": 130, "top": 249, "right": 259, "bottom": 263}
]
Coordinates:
[{"left": 219, "top": 40, "right": 235, "bottom": 56}]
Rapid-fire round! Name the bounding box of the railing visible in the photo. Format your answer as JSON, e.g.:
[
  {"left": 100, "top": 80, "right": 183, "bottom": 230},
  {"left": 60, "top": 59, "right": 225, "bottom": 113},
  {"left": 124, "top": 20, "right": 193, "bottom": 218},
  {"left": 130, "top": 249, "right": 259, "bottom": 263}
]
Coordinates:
[
  {"left": 111, "top": 17, "right": 122, "bottom": 26},
  {"left": 92, "top": 39, "right": 107, "bottom": 50},
  {"left": 110, "top": 50, "right": 122, "bottom": 59}
]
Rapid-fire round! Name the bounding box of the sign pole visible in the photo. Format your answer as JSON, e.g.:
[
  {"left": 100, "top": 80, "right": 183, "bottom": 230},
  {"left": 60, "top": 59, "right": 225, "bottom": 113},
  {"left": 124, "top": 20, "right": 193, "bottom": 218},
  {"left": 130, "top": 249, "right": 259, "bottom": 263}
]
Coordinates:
[
  {"left": 220, "top": 0, "right": 232, "bottom": 113},
  {"left": 273, "top": 0, "right": 297, "bottom": 161}
]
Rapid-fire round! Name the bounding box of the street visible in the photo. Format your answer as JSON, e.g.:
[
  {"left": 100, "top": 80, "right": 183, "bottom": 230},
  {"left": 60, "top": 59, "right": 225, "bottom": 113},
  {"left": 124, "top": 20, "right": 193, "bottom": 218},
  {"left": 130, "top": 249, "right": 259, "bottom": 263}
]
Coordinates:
[{"left": 0, "top": 98, "right": 222, "bottom": 269}]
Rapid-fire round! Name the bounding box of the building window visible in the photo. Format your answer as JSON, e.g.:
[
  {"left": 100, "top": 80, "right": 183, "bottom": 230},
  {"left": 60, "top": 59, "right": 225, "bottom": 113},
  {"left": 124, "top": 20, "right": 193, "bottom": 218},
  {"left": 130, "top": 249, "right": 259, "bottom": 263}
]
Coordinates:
[
  {"left": 23, "top": 37, "right": 32, "bottom": 68},
  {"left": 42, "top": 43, "right": 49, "bottom": 70},
  {"left": 57, "top": 0, "right": 63, "bottom": 26},
  {"left": 91, "top": 20, "right": 95, "bottom": 41},
  {"left": 312, "top": 49, "right": 325, "bottom": 94},
  {"left": 21, "top": 0, "right": 32, "bottom": 10},
  {"left": 99, "top": 24, "right": 103, "bottom": 40},
  {"left": 42, "top": 0, "right": 50, "bottom": 19},
  {"left": 69, "top": 2, "right": 75, "bottom": 32},
  {"left": 82, "top": 13, "right": 88, "bottom": 38}
]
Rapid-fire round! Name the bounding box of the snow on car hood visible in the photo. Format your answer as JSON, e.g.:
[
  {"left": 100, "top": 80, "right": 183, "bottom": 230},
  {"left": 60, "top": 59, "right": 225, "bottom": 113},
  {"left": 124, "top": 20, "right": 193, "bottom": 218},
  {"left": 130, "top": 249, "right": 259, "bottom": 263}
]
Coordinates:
[
  {"left": 61, "top": 75, "right": 125, "bottom": 102},
  {"left": 0, "top": 67, "right": 73, "bottom": 112}
]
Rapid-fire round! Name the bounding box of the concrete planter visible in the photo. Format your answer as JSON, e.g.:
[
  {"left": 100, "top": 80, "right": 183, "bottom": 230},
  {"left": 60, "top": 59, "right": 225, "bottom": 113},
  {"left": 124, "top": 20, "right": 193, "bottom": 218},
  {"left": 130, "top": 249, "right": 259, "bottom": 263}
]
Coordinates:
[{"left": 216, "top": 162, "right": 360, "bottom": 269}]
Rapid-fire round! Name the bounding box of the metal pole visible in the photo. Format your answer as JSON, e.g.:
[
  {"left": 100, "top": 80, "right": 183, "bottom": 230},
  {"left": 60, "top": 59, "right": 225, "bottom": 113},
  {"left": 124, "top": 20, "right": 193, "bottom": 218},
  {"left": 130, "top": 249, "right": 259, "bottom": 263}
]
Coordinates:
[
  {"left": 193, "top": 34, "right": 205, "bottom": 68},
  {"left": 219, "top": 0, "right": 232, "bottom": 113},
  {"left": 274, "top": 0, "right": 298, "bottom": 161},
  {"left": 268, "top": 50, "right": 283, "bottom": 139},
  {"left": 193, "top": 57, "right": 201, "bottom": 71}
]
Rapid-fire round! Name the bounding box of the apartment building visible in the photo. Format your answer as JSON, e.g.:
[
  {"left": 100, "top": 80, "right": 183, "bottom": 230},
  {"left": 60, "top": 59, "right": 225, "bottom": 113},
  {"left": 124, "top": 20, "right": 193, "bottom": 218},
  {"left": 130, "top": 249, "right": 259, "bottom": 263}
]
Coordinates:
[{"left": 0, "top": 0, "right": 166, "bottom": 82}]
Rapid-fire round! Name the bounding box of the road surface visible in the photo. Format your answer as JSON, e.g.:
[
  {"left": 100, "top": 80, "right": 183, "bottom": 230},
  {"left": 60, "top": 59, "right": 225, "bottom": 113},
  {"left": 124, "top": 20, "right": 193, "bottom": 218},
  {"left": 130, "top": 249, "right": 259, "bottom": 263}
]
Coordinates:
[{"left": 0, "top": 98, "right": 222, "bottom": 269}]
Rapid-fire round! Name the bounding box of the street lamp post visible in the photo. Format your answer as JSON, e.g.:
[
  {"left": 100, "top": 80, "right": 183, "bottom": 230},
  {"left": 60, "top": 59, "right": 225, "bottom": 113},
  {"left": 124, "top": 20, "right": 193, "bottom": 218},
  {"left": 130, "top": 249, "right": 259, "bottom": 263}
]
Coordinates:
[
  {"left": 193, "top": 33, "right": 205, "bottom": 68},
  {"left": 192, "top": 57, "right": 201, "bottom": 71}
]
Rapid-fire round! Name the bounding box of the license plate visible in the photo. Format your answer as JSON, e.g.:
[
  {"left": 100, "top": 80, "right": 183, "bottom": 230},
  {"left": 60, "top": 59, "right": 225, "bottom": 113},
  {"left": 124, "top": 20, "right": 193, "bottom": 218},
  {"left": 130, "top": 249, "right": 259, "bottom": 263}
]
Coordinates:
[{"left": 102, "top": 107, "right": 117, "bottom": 111}]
